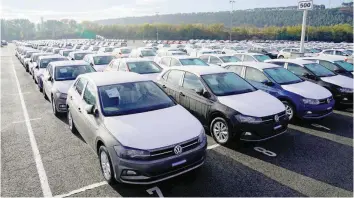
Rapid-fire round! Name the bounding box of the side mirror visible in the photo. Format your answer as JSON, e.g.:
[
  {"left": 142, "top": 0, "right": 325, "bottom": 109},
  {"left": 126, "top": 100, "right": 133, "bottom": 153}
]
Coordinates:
[
  {"left": 303, "top": 73, "right": 315, "bottom": 79},
  {"left": 262, "top": 80, "right": 274, "bottom": 86},
  {"left": 86, "top": 105, "right": 99, "bottom": 117},
  {"left": 195, "top": 88, "right": 204, "bottom": 95},
  {"left": 139, "top": 55, "right": 143, "bottom": 58},
  {"left": 30, "top": 60, "right": 33, "bottom": 63},
  {"left": 35, "top": 65, "right": 39, "bottom": 69},
  {"left": 90, "top": 63, "right": 94, "bottom": 66},
  {"left": 47, "top": 76, "right": 52, "bottom": 81}
]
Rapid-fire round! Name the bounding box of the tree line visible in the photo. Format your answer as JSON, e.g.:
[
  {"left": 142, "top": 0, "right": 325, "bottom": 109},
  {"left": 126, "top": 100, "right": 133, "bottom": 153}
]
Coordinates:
[{"left": 1, "top": 19, "right": 352, "bottom": 42}]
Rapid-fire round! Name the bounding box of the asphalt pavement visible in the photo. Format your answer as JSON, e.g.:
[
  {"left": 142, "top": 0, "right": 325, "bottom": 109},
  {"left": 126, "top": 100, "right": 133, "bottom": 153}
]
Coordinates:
[{"left": 1, "top": 44, "right": 353, "bottom": 197}]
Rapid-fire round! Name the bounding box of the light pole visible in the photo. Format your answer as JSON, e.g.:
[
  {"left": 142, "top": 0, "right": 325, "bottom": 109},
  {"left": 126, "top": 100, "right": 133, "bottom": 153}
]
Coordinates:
[
  {"left": 156, "top": 12, "right": 159, "bottom": 42},
  {"left": 229, "top": 0, "right": 235, "bottom": 42}
]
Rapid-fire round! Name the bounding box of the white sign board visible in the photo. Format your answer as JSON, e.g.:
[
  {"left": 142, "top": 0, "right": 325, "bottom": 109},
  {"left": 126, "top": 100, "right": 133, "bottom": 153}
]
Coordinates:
[{"left": 298, "top": 0, "right": 313, "bottom": 10}]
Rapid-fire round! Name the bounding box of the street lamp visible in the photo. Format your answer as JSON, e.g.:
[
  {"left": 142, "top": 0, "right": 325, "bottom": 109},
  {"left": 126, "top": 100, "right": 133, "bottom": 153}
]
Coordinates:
[
  {"left": 156, "top": 12, "right": 159, "bottom": 42},
  {"left": 229, "top": 0, "right": 235, "bottom": 42}
]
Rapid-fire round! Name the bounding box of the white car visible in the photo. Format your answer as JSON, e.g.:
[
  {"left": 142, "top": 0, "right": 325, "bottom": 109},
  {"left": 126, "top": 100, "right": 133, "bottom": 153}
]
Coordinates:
[
  {"left": 158, "top": 55, "right": 209, "bottom": 68},
  {"left": 42, "top": 61, "right": 96, "bottom": 116},
  {"left": 104, "top": 58, "right": 162, "bottom": 81},
  {"left": 83, "top": 54, "right": 115, "bottom": 72},
  {"left": 66, "top": 71, "right": 207, "bottom": 184},
  {"left": 232, "top": 53, "right": 271, "bottom": 63},
  {"left": 112, "top": 47, "right": 132, "bottom": 58},
  {"left": 199, "top": 54, "right": 241, "bottom": 66},
  {"left": 129, "top": 48, "right": 157, "bottom": 60}
]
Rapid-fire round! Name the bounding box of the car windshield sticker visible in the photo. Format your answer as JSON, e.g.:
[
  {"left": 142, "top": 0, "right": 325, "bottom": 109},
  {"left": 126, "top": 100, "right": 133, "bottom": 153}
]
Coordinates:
[{"left": 105, "top": 88, "right": 120, "bottom": 98}]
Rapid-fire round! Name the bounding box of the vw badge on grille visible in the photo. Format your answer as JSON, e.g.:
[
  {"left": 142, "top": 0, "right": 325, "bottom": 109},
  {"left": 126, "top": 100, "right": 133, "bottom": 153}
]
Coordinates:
[
  {"left": 174, "top": 145, "right": 183, "bottom": 155},
  {"left": 274, "top": 115, "right": 279, "bottom": 122},
  {"left": 327, "top": 98, "right": 331, "bottom": 104}
]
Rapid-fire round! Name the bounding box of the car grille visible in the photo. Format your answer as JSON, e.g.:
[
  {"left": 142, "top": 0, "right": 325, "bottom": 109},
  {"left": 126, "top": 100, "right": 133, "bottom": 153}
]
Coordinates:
[
  {"left": 319, "top": 96, "right": 333, "bottom": 105},
  {"left": 261, "top": 111, "right": 287, "bottom": 123},
  {"left": 149, "top": 138, "right": 199, "bottom": 160}
]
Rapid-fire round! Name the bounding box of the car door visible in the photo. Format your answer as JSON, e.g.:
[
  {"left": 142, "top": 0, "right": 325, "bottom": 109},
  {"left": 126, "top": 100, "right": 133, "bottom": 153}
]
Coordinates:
[
  {"left": 285, "top": 63, "right": 316, "bottom": 82},
  {"left": 244, "top": 67, "right": 278, "bottom": 95},
  {"left": 69, "top": 77, "right": 88, "bottom": 134},
  {"left": 180, "top": 72, "right": 213, "bottom": 124},
  {"left": 43, "top": 64, "right": 53, "bottom": 99},
  {"left": 161, "top": 70, "right": 184, "bottom": 102},
  {"left": 79, "top": 81, "right": 100, "bottom": 147},
  {"left": 225, "top": 65, "right": 244, "bottom": 76}
]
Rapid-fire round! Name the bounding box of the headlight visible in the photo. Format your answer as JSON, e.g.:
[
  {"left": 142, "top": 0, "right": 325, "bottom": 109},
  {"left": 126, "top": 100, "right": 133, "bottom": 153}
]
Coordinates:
[
  {"left": 114, "top": 145, "right": 150, "bottom": 160},
  {"left": 235, "top": 114, "right": 262, "bottom": 124},
  {"left": 198, "top": 129, "right": 206, "bottom": 143},
  {"left": 55, "top": 92, "right": 67, "bottom": 99},
  {"left": 338, "top": 88, "right": 353, "bottom": 93},
  {"left": 302, "top": 98, "right": 320, "bottom": 105}
]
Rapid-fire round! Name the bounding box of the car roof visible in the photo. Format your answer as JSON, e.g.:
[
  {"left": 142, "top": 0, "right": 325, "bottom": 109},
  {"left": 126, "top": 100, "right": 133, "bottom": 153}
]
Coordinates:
[
  {"left": 168, "top": 66, "right": 227, "bottom": 76},
  {"left": 299, "top": 56, "right": 345, "bottom": 61},
  {"left": 50, "top": 60, "right": 88, "bottom": 67},
  {"left": 87, "top": 53, "right": 114, "bottom": 57},
  {"left": 120, "top": 58, "right": 153, "bottom": 62},
  {"left": 81, "top": 71, "right": 150, "bottom": 86},
  {"left": 226, "top": 62, "right": 279, "bottom": 70},
  {"left": 266, "top": 59, "right": 314, "bottom": 65}
]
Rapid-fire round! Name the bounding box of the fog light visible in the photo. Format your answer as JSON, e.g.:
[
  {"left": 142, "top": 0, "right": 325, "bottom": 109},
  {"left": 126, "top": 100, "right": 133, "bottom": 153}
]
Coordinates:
[
  {"left": 244, "top": 132, "right": 252, "bottom": 136},
  {"left": 306, "top": 111, "right": 312, "bottom": 114},
  {"left": 122, "top": 170, "right": 137, "bottom": 176},
  {"left": 343, "top": 98, "right": 348, "bottom": 101}
]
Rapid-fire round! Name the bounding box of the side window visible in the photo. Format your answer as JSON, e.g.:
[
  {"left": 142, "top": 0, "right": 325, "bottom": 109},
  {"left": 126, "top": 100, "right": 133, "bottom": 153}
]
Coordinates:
[
  {"left": 162, "top": 71, "right": 170, "bottom": 81},
  {"left": 210, "top": 56, "right": 222, "bottom": 64},
  {"left": 119, "top": 62, "right": 128, "bottom": 71},
  {"left": 83, "top": 82, "right": 96, "bottom": 105},
  {"left": 283, "top": 49, "right": 291, "bottom": 52},
  {"left": 161, "top": 57, "right": 171, "bottom": 66},
  {"left": 287, "top": 63, "right": 310, "bottom": 76},
  {"left": 324, "top": 50, "right": 333, "bottom": 55},
  {"left": 243, "top": 55, "right": 256, "bottom": 62},
  {"left": 75, "top": 78, "right": 88, "bottom": 95},
  {"left": 182, "top": 72, "right": 204, "bottom": 91},
  {"left": 335, "top": 51, "right": 344, "bottom": 56},
  {"left": 228, "top": 66, "right": 243, "bottom": 75},
  {"left": 319, "top": 60, "right": 338, "bottom": 71},
  {"left": 234, "top": 54, "right": 243, "bottom": 60},
  {"left": 199, "top": 55, "right": 209, "bottom": 63},
  {"left": 245, "top": 67, "right": 269, "bottom": 82},
  {"left": 170, "top": 58, "right": 181, "bottom": 66},
  {"left": 166, "top": 70, "right": 184, "bottom": 86}
]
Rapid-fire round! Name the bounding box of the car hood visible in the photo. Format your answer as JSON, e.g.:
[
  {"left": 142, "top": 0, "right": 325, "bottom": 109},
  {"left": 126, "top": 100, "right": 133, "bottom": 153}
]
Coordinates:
[
  {"left": 53, "top": 80, "right": 75, "bottom": 94},
  {"left": 103, "top": 105, "right": 202, "bottom": 150},
  {"left": 321, "top": 75, "right": 353, "bottom": 89},
  {"left": 281, "top": 81, "right": 332, "bottom": 99},
  {"left": 94, "top": 64, "right": 108, "bottom": 72},
  {"left": 218, "top": 90, "right": 285, "bottom": 117}
]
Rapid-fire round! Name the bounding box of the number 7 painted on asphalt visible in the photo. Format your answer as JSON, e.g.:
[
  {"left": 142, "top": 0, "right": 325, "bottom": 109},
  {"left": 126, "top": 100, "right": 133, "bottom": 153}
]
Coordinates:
[{"left": 146, "top": 186, "right": 164, "bottom": 197}]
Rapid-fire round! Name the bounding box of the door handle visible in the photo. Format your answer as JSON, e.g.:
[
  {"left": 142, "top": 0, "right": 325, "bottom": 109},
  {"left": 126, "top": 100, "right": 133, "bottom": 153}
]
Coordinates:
[
  {"left": 162, "top": 85, "right": 167, "bottom": 88},
  {"left": 78, "top": 107, "right": 82, "bottom": 113},
  {"left": 70, "top": 96, "right": 73, "bottom": 100},
  {"left": 179, "top": 92, "right": 185, "bottom": 97}
]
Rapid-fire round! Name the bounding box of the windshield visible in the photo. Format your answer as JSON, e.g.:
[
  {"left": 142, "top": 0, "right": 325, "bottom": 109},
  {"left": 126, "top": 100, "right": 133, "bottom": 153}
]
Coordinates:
[
  {"left": 63, "top": 51, "right": 73, "bottom": 56},
  {"left": 344, "top": 50, "right": 353, "bottom": 55},
  {"left": 254, "top": 55, "right": 271, "bottom": 62},
  {"left": 74, "top": 53, "right": 91, "bottom": 60},
  {"left": 264, "top": 67, "right": 303, "bottom": 85},
  {"left": 54, "top": 65, "right": 95, "bottom": 81},
  {"left": 220, "top": 56, "right": 240, "bottom": 63},
  {"left": 121, "top": 49, "right": 131, "bottom": 54},
  {"left": 304, "top": 63, "right": 336, "bottom": 77},
  {"left": 127, "top": 61, "right": 162, "bottom": 74},
  {"left": 98, "top": 81, "right": 175, "bottom": 116},
  {"left": 93, "top": 56, "right": 115, "bottom": 65},
  {"left": 180, "top": 58, "right": 209, "bottom": 66},
  {"left": 202, "top": 72, "right": 256, "bottom": 96},
  {"left": 141, "top": 50, "right": 156, "bottom": 56},
  {"left": 40, "top": 58, "right": 67, "bottom": 68},
  {"left": 334, "top": 61, "right": 354, "bottom": 72}
]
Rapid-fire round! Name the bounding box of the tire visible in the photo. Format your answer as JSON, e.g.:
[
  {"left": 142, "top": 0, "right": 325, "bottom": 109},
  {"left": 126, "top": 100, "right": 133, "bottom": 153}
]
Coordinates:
[
  {"left": 67, "top": 109, "right": 78, "bottom": 133},
  {"left": 282, "top": 101, "right": 295, "bottom": 120},
  {"left": 52, "top": 97, "right": 59, "bottom": 117},
  {"left": 210, "top": 117, "right": 232, "bottom": 145},
  {"left": 278, "top": 55, "right": 284, "bottom": 59},
  {"left": 99, "top": 146, "right": 116, "bottom": 185}
]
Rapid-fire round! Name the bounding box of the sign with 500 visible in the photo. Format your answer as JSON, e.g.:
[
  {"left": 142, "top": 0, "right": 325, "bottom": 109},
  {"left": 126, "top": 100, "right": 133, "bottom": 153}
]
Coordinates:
[{"left": 298, "top": 0, "right": 313, "bottom": 10}]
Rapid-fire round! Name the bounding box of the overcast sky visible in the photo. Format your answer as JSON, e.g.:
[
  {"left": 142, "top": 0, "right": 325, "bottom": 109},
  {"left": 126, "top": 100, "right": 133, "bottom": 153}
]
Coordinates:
[{"left": 0, "top": 0, "right": 345, "bottom": 22}]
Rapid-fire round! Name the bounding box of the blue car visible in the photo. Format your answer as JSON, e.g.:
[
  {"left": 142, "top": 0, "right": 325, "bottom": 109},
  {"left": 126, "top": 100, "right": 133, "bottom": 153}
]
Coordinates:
[{"left": 223, "top": 62, "right": 335, "bottom": 120}]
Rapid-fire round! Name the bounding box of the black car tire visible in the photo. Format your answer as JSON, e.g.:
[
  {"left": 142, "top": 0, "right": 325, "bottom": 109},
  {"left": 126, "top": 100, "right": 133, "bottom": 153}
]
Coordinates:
[
  {"left": 99, "top": 146, "right": 117, "bottom": 185},
  {"left": 67, "top": 109, "right": 78, "bottom": 133},
  {"left": 210, "top": 117, "right": 232, "bottom": 145}
]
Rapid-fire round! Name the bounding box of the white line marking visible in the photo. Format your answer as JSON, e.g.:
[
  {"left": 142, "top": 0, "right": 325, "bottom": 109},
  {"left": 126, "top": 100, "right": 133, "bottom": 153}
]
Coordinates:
[
  {"left": 2, "top": 91, "right": 32, "bottom": 96},
  {"left": 10, "top": 58, "right": 52, "bottom": 197},
  {"left": 12, "top": 117, "right": 42, "bottom": 124},
  {"left": 147, "top": 186, "right": 164, "bottom": 197},
  {"left": 254, "top": 147, "right": 277, "bottom": 157},
  {"left": 207, "top": 144, "right": 220, "bottom": 150},
  {"left": 54, "top": 181, "right": 107, "bottom": 198},
  {"left": 311, "top": 124, "right": 331, "bottom": 131}
]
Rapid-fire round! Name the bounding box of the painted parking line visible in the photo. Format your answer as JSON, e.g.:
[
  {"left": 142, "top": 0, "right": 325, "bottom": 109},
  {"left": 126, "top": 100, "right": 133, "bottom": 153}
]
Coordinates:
[
  {"left": 214, "top": 147, "right": 353, "bottom": 197},
  {"left": 10, "top": 58, "right": 52, "bottom": 197},
  {"left": 12, "top": 117, "right": 42, "bottom": 124},
  {"left": 254, "top": 147, "right": 277, "bottom": 157},
  {"left": 54, "top": 181, "right": 108, "bottom": 198},
  {"left": 311, "top": 123, "right": 331, "bottom": 131},
  {"left": 207, "top": 144, "right": 220, "bottom": 150},
  {"left": 289, "top": 124, "right": 352, "bottom": 147},
  {"left": 333, "top": 110, "right": 353, "bottom": 117},
  {"left": 147, "top": 186, "right": 164, "bottom": 197}
]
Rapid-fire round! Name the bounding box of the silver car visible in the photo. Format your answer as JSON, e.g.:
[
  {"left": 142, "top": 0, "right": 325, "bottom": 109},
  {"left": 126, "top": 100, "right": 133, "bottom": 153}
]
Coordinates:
[
  {"left": 42, "top": 60, "right": 96, "bottom": 116},
  {"left": 66, "top": 71, "right": 206, "bottom": 184}
]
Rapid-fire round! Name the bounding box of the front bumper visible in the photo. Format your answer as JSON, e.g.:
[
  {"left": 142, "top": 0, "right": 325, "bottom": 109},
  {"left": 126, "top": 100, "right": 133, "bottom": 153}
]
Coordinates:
[
  {"left": 54, "top": 96, "right": 68, "bottom": 113},
  {"left": 297, "top": 100, "right": 335, "bottom": 119},
  {"left": 234, "top": 113, "right": 289, "bottom": 142},
  {"left": 110, "top": 141, "right": 207, "bottom": 184},
  {"left": 334, "top": 93, "right": 353, "bottom": 105}
]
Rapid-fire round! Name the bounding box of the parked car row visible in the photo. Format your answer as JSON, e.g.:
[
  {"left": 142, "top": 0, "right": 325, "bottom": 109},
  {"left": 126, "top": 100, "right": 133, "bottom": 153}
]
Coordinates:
[{"left": 13, "top": 40, "right": 353, "bottom": 185}]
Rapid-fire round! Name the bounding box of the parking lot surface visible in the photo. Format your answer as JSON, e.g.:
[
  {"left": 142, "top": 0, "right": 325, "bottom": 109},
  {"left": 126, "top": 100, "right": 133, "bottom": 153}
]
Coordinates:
[{"left": 1, "top": 44, "right": 353, "bottom": 197}]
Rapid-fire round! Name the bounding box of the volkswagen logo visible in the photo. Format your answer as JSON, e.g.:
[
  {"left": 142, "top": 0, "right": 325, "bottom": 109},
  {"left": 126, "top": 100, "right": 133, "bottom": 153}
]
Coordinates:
[
  {"left": 274, "top": 115, "right": 279, "bottom": 122},
  {"left": 327, "top": 98, "right": 331, "bottom": 104},
  {"left": 174, "top": 145, "right": 183, "bottom": 155}
]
